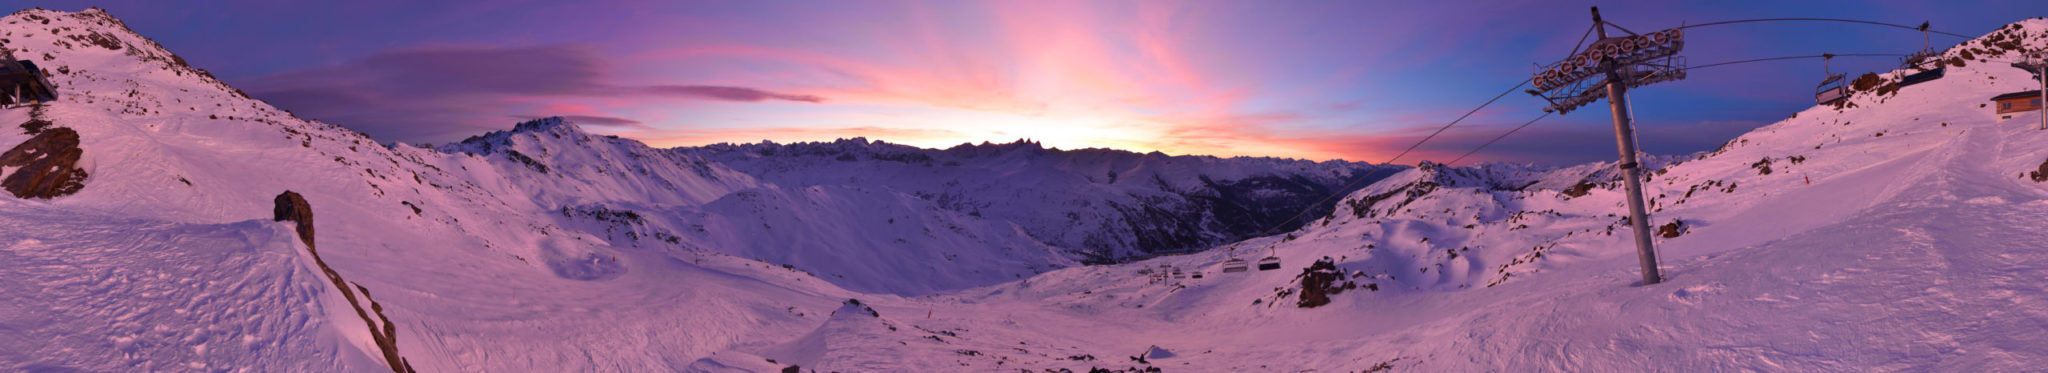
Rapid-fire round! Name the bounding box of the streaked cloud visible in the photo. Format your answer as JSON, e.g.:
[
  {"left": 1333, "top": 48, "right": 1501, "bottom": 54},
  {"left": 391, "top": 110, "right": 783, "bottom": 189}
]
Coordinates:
[
  {"left": 113, "top": 0, "right": 2039, "bottom": 164},
  {"left": 239, "top": 45, "right": 822, "bottom": 142}
]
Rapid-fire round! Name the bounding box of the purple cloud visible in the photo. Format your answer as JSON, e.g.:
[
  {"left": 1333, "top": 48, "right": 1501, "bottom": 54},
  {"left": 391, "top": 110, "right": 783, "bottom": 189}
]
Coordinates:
[
  {"left": 235, "top": 45, "right": 823, "bottom": 143},
  {"left": 638, "top": 85, "right": 825, "bottom": 103}
]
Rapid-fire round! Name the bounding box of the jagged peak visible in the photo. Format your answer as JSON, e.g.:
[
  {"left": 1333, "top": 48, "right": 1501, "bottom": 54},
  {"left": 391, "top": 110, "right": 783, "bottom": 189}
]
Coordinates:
[
  {"left": 440, "top": 116, "right": 595, "bottom": 155},
  {"left": 510, "top": 116, "right": 582, "bottom": 134}
]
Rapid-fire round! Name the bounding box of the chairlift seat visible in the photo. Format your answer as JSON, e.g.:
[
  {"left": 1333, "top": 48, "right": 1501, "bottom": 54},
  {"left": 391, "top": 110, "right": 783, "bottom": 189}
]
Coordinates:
[
  {"left": 1898, "top": 66, "right": 1946, "bottom": 87},
  {"left": 1256, "top": 256, "right": 1281, "bottom": 271},
  {"left": 1816, "top": 88, "right": 1849, "bottom": 105},
  {"left": 1220, "top": 258, "right": 1249, "bottom": 273},
  {"left": 1816, "top": 73, "right": 1849, "bottom": 105}
]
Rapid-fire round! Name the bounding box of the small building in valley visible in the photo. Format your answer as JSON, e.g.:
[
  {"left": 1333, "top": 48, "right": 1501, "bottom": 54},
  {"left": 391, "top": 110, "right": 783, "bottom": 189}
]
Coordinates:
[{"left": 1993, "top": 90, "right": 2044, "bottom": 120}]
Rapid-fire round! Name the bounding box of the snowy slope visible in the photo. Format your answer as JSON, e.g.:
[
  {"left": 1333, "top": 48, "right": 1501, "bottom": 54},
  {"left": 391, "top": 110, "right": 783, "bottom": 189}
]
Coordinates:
[
  {"left": 10, "top": 6, "right": 2048, "bottom": 372},
  {"left": 0, "top": 7, "right": 1369, "bottom": 371},
  {"left": 431, "top": 119, "right": 1074, "bottom": 295},
  {"left": 0, "top": 8, "right": 923, "bottom": 371},
  {"left": 842, "top": 17, "right": 2048, "bottom": 371},
  {"left": 0, "top": 202, "right": 389, "bottom": 372}
]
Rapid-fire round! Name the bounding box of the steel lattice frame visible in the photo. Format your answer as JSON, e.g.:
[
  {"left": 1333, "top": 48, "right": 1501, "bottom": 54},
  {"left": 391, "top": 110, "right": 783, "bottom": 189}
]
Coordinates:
[{"left": 1529, "top": 28, "right": 1688, "bottom": 114}]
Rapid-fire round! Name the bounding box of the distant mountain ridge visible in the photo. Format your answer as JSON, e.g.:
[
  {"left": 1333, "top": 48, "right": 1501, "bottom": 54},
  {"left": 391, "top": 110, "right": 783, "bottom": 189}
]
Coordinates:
[
  {"left": 683, "top": 136, "right": 1402, "bottom": 262},
  {"left": 14, "top": 6, "right": 2046, "bottom": 371}
]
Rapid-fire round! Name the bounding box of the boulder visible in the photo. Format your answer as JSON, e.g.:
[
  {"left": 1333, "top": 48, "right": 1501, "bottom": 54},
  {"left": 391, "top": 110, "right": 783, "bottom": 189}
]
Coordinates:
[
  {"left": 2030, "top": 157, "right": 2048, "bottom": 182},
  {"left": 1657, "top": 219, "right": 1686, "bottom": 239},
  {"left": 0, "top": 127, "right": 87, "bottom": 199},
  {"left": 1561, "top": 182, "right": 1596, "bottom": 198},
  {"left": 1297, "top": 257, "right": 1354, "bottom": 308},
  {"left": 272, "top": 191, "right": 315, "bottom": 249}
]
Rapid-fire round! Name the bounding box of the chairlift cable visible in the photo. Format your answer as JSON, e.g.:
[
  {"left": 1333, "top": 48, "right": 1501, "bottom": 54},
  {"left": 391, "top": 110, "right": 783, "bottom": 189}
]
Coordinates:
[
  {"left": 1678, "top": 18, "right": 1972, "bottom": 39},
  {"left": 1250, "top": 79, "right": 1531, "bottom": 236},
  {"left": 1565, "top": 24, "right": 1597, "bottom": 59},
  {"left": 1459, "top": 53, "right": 1908, "bottom": 165},
  {"left": 1224, "top": 78, "right": 1533, "bottom": 266},
  {"left": 1385, "top": 79, "right": 1532, "bottom": 166},
  {"left": 1445, "top": 112, "right": 1551, "bottom": 166},
  {"left": 1603, "top": 19, "right": 1641, "bottom": 37},
  {"left": 1687, "top": 53, "right": 1908, "bottom": 71},
  {"left": 1213, "top": 17, "right": 1969, "bottom": 267}
]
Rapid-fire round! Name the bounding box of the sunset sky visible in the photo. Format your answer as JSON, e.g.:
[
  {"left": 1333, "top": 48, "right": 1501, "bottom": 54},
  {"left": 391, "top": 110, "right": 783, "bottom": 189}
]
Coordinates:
[{"left": 31, "top": 0, "right": 2048, "bottom": 164}]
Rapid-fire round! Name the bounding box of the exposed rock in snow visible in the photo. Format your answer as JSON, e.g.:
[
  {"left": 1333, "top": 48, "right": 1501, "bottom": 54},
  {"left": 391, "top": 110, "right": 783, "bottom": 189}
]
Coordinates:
[
  {"left": 0, "top": 126, "right": 86, "bottom": 199},
  {"left": 272, "top": 190, "right": 314, "bottom": 247},
  {"left": 271, "top": 190, "right": 416, "bottom": 372},
  {"left": 9, "top": 6, "right": 2048, "bottom": 372}
]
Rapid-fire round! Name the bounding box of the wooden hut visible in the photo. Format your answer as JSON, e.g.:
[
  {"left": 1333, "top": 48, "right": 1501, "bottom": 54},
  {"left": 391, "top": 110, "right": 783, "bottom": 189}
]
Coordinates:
[{"left": 1992, "top": 90, "right": 2044, "bottom": 120}]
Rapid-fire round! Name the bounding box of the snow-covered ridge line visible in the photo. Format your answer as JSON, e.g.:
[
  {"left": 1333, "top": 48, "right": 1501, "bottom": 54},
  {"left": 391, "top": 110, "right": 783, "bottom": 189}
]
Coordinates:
[
  {"left": 14, "top": 6, "right": 2048, "bottom": 371},
  {"left": 696, "top": 135, "right": 1372, "bottom": 165},
  {"left": 684, "top": 132, "right": 1405, "bottom": 261}
]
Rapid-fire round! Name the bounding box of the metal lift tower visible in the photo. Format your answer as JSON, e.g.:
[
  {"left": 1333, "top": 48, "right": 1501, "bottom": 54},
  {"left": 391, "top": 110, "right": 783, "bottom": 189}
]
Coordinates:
[
  {"left": 1527, "top": 7, "right": 1687, "bottom": 285},
  {"left": 2014, "top": 50, "right": 2048, "bottom": 131}
]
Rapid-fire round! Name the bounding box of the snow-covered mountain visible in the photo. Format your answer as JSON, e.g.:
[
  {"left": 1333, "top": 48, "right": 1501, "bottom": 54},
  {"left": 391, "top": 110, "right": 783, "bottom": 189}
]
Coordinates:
[
  {"left": 685, "top": 138, "right": 1396, "bottom": 262},
  {"left": 414, "top": 117, "right": 1066, "bottom": 295},
  {"left": 915, "top": 18, "right": 2048, "bottom": 371},
  {"left": 8, "top": 6, "right": 2048, "bottom": 372},
  {"left": 0, "top": 7, "right": 1386, "bottom": 371}
]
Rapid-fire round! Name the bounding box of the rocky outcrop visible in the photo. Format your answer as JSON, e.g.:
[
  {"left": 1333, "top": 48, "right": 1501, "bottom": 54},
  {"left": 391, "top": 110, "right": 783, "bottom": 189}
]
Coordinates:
[
  {"left": 0, "top": 127, "right": 88, "bottom": 199},
  {"left": 1657, "top": 219, "right": 1687, "bottom": 239},
  {"left": 2029, "top": 157, "right": 2048, "bottom": 182},
  {"left": 1297, "top": 257, "right": 1356, "bottom": 308},
  {"left": 272, "top": 191, "right": 316, "bottom": 248},
  {"left": 1561, "top": 182, "right": 1597, "bottom": 198},
  {"left": 271, "top": 191, "right": 415, "bottom": 373}
]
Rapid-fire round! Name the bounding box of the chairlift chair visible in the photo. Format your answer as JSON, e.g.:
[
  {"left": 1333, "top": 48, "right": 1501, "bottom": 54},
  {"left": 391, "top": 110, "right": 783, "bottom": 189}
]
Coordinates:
[
  {"left": 1816, "top": 54, "right": 1849, "bottom": 105},
  {"left": 1816, "top": 74, "right": 1848, "bottom": 104},
  {"left": 1896, "top": 22, "right": 1947, "bottom": 87},
  {"left": 1898, "top": 65, "right": 1946, "bottom": 87},
  {"left": 1220, "top": 258, "right": 1249, "bottom": 273},
  {"left": 1256, "top": 256, "right": 1281, "bottom": 271}
]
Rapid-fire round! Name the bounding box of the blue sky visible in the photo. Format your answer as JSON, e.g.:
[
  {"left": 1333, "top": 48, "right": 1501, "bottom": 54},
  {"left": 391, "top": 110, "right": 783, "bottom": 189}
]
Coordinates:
[{"left": 15, "top": 0, "right": 2047, "bottom": 165}]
